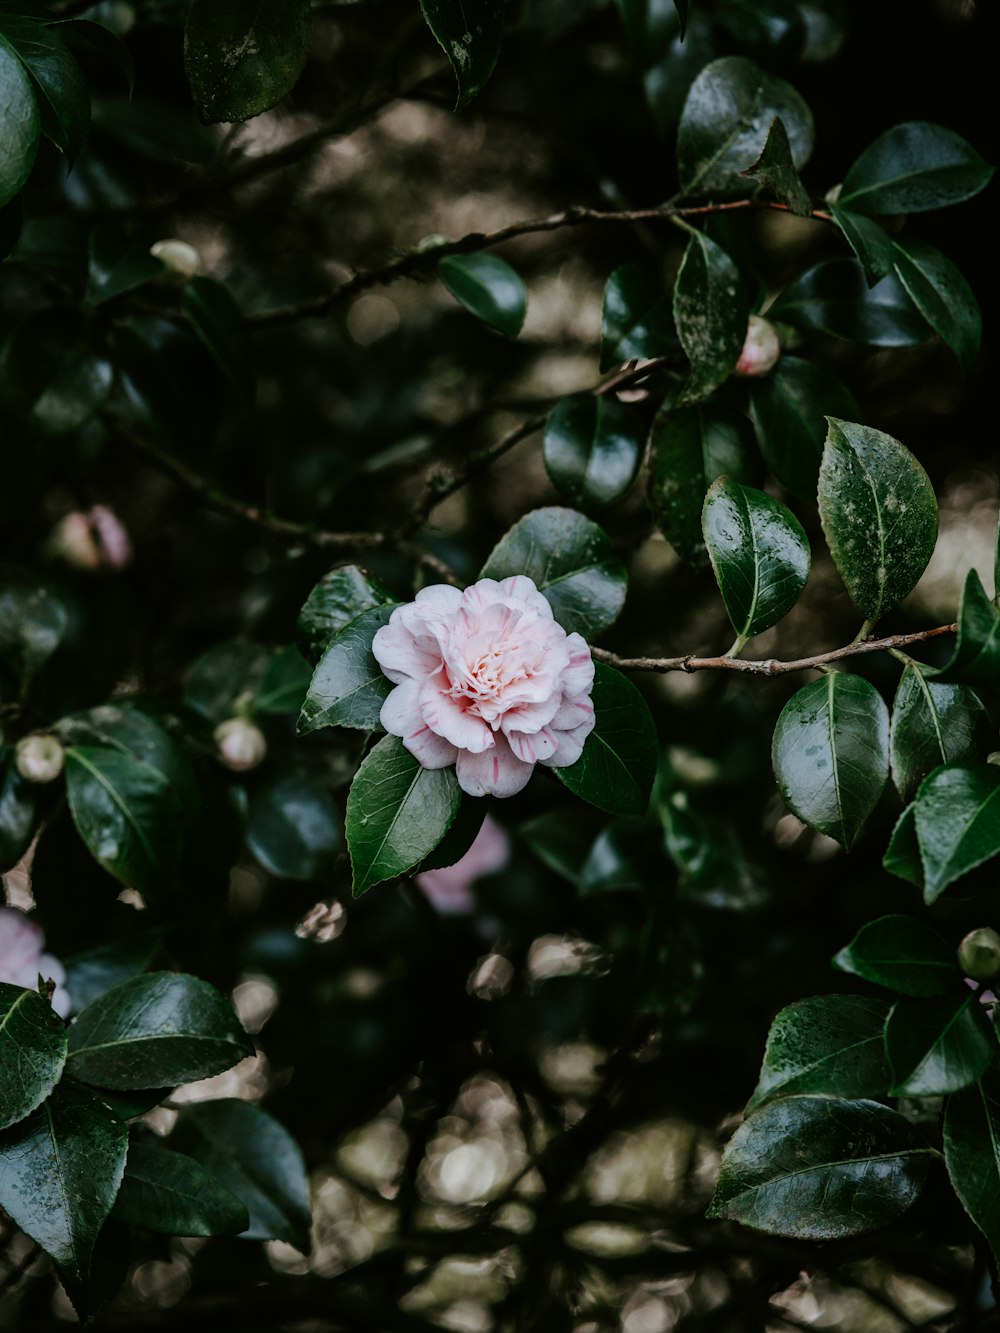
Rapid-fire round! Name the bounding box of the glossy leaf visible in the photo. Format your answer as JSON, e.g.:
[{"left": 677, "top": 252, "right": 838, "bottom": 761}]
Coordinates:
[
  {"left": 830, "top": 205, "right": 895, "bottom": 285},
  {"left": 746, "top": 995, "right": 890, "bottom": 1112},
  {"left": 67, "top": 972, "right": 253, "bottom": 1090},
  {"left": 0, "top": 308, "right": 114, "bottom": 436},
  {"left": 112, "top": 1138, "right": 249, "bottom": 1236},
  {"left": 891, "top": 236, "right": 981, "bottom": 373},
  {"left": 296, "top": 565, "right": 393, "bottom": 666},
  {"left": 184, "top": 639, "right": 272, "bottom": 724},
  {"left": 543, "top": 394, "right": 643, "bottom": 510},
  {"left": 480, "top": 507, "right": 628, "bottom": 639},
  {"left": 437, "top": 253, "right": 526, "bottom": 338},
  {"left": 740, "top": 116, "right": 811, "bottom": 215},
  {"left": 944, "top": 1072, "right": 1000, "bottom": 1268},
  {"left": 748, "top": 355, "right": 858, "bottom": 502},
  {"left": 0, "top": 982, "right": 67, "bottom": 1132},
  {"left": 297, "top": 603, "right": 398, "bottom": 734},
  {"left": 770, "top": 258, "right": 930, "bottom": 346},
  {"left": 415, "top": 794, "right": 486, "bottom": 876},
  {"left": 0, "top": 34, "right": 40, "bottom": 207},
  {"left": 914, "top": 762, "right": 1000, "bottom": 905},
  {"left": 418, "top": 0, "right": 504, "bottom": 111},
  {"left": 87, "top": 226, "right": 164, "bottom": 307},
  {"left": 345, "top": 733, "right": 462, "bottom": 896},
  {"left": 818, "top": 417, "right": 938, "bottom": 624},
  {"left": 708, "top": 1096, "right": 931, "bottom": 1239},
  {"left": 883, "top": 804, "right": 923, "bottom": 889},
  {"left": 885, "top": 992, "right": 994, "bottom": 1097},
  {"left": 0, "top": 16, "right": 89, "bottom": 163},
  {"left": 181, "top": 276, "right": 253, "bottom": 397},
  {"left": 702, "top": 478, "right": 810, "bottom": 644},
  {"left": 931, "top": 570, "right": 1000, "bottom": 688},
  {"left": 890, "top": 666, "right": 988, "bottom": 803},
  {"left": 599, "top": 262, "right": 676, "bottom": 371},
  {"left": 772, "top": 672, "right": 889, "bottom": 850},
  {"left": 246, "top": 768, "right": 340, "bottom": 881},
  {"left": 555, "top": 663, "right": 658, "bottom": 817},
  {"left": 63, "top": 932, "right": 164, "bottom": 1015},
  {"left": 184, "top": 0, "right": 311, "bottom": 123},
  {"left": 833, "top": 915, "right": 955, "bottom": 997},
  {"left": 171, "top": 1098, "right": 311, "bottom": 1248},
  {"left": 839, "top": 121, "right": 994, "bottom": 216},
  {"left": 647, "top": 403, "right": 757, "bottom": 565},
  {"left": 673, "top": 230, "right": 749, "bottom": 404},
  {"left": 253, "top": 645, "right": 312, "bottom": 716},
  {"left": 0, "top": 748, "right": 37, "bottom": 872},
  {"left": 677, "top": 56, "right": 813, "bottom": 197},
  {"left": 0, "top": 568, "right": 67, "bottom": 688},
  {"left": 57, "top": 705, "right": 198, "bottom": 820}
]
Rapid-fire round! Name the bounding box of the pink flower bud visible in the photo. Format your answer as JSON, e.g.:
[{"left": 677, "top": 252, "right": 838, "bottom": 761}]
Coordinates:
[
  {"left": 88, "top": 505, "right": 132, "bottom": 570},
  {"left": 150, "top": 238, "right": 201, "bottom": 284},
  {"left": 15, "top": 734, "right": 65, "bottom": 784},
  {"left": 214, "top": 717, "right": 267, "bottom": 772},
  {"left": 0, "top": 906, "right": 70, "bottom": 1017},
  {"left": 734, "top": 316, "right": 782, "bottom": 378},
  {"left": 51, "top": 506, "right": 132, "bottom": 571}
]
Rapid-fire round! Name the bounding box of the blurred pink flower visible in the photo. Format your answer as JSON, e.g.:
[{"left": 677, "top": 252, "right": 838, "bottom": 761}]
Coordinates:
[
  {"left": 0, "top": 906, "right": 70, "bottom": 1017},
  {"left": 372, "top": 576, "right": 595, "bottom": 798},
  {"left": 734, "top": 315, "right": 781, "bottom": 378},
  {"left": 52, "top": 505, "right": 132, "bottom": 571},
  {"left": 416, "top": 815, "right": 511, "bottom": 915}
]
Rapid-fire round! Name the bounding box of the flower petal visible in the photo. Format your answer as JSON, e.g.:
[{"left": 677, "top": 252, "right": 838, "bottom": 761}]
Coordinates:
[
  {"left": 550, "top": 694, "right": 595, "bottom": 731},
  {"left": 402, "top": 724, "right": 459, "bottom": 769},
  {"left": 380, "top": 680, "right": 422, "bottom": 736},
  {"left": 456, "top": 735, "right": 534, "bottom": 798},
  {"left": 506, "top": 726, "right": 559, "bottom": 764},
  {"left": 540, "top": 713, "right": 596, "bottom": 769},
  {"left": 421, "top": 688, "right": 494, "bottom": 754},
  {"left": 372, "top": 617, "right": 441, "bottom": 684},
  {"left": 561, "top": 633, "right": 595, "bottom": 696}
]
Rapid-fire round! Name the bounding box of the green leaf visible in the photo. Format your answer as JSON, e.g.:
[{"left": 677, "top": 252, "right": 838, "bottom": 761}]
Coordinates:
[
  {"left": 184, "top": 0, "right": 312, "bottom": 123},
  {"left": 830, "top": 205, "right": 896, "bottom": 285},
  {"left": 480, "top": 507, "right": 628, "bottom": 639},
  {"left": 296, "top": 564, "right": 394, "bottom": 665},
  {"left": 184, "top": 639, "right": 273, "bottom": 724},
  {"left": 818, "top": 417, "right": 938, "bottom": 624},
  {"left": 672, "top": 230, "right": 749, "bottom": 404},
  {"left": 914, "top": 762, "right": 1000, "bottom": 905},
  {"left": 57, "top": 705, "right": 198, "bottom": 820},
  {"left": 944, "top": 1071, "right": 1000, "bottom": 1268},
  {"left": 677, "top": 55, "right": 813, "bottom": 197},
  {"left": 55, "top": 18, "right": 134, "bottom": 100},
  {"left": 599, "top": 262, "right": 677, "bottom": 371},
  {"left": 0, "top": 308, "right": 113, "bottom": 436},
  {"left": 886, "top": 992, "right": 994, "bottom": 1097},
  {"left": 0, "top": 567, "right": 68, "bottom": 690},
  {"left": 437, "top": 253, "right": 526, "bottom": 338},
  {"left": 518, "top": 806, "right": 593, "bottom": 884},
  {"left": 612, "top": 0, "right": 679, "bottom": 66},
  {"left": 543, "top": 394, "right": 643, "bottom": 511},
  {"left": 769, "top": 259, "right": 931, "bottom": 346},
  {"left": 883, "top": 804, "right": 923, "bottom": 889},
  {"left": 647, "top": 403, "right": 757, "bottom": 565},
  {"left": 748, "top": 355, "right": 858, "bottom": 503},
  {"left": 0, "top": 1082, "right": 127, "bottom": 1300},
  {"left": 63, "top": 932, "right": 164, "bottom": 1015},
  {"left": 833, "top": 915, "right": 954, "bottom": 997},
  {"left": 702, "top": 478, "right": 810, "bottom": 644},
  {"left": 0, "top": 16, "right": 89, "bottom": 163},
  {"left": 253, "top": 645, "right": 312, "bottom": 716},
  {"left": 839, "top": 121, "right": 994, "bottom": 216},
  {"left": 112, "top": 1138, "right": 249, "bottom": 1236},
  {"left": 771, "top": 673, "right": 889, "bottom": 850},
  {"left": 246, "top": 768, "right": 340, "bottom": 881},
  {"left": 890, "top": 236, "right": 981, "bottom": 373},
  {"left": 418, "top": 0, "right": 504, "bottom": 111},
  {"left": 345, "top": 733, "right": 462, "bottom": 896},
  {"left": 931, "top": 570, "right": 1000, "bottom": 688},
  {"left": 746, "top": 995, "right": 891, "bottom": 1113},
  {"left": 181, "top": 276, "right": 254, "bottom": 397},
  {"left": 86, "top": 225, "right": 164, "bottom": 307},
  {"left": 415, "top": 794, "right": 486, "bottom": 875},
  {"left": 297, "top": 603, "right": 398, "bottom": 735},
  {"left": 170, "top": 1099, "right": 311, "bottom": 1248},
  {"left": 554, "top": 663, "right": 658, "bottom": 817},
  {"left": 578, "top": 821, "right": 648, "bottom": 896},
  {"left": 67, "top": 972, "right": 253, "bottom": 1090},
  {"left": 708, "top": 1096, "right": 931, "bottom": 1239},
  {"left": 0, "top": 748, "right": 38, "bottom": 871},
  {"left": 739, "top": 116, "right": 811, "bottom": 216},
  {"left": 890, "top": 666, "right": 988, "bottom": 804},
  {"left": 0, "top": 33, "right": 40, "bottom": 207},
  {"left": 0, "top": 982, "right": 67, "bottom": 1132}
]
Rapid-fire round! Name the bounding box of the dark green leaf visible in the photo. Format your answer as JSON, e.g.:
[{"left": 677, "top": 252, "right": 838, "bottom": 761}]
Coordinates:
[
  {"left": 772, "top": 672, "right": 889, "bottom": 850},
  {"left": 296, "top": 565, "right": 394, "bottom": 666},
  {"left": 437, "top": 253, "right": 526, "bottom": 338},
  {"left": 63, "top": 932, "right": 164, "bottom": 1015},
  {"left": 661, "top": 794, "right": 767, "bottom": 910},
  {"left": 886, "top": 992, "right": 994, "bottom": 1096},
  {"left": 944, "top": 1071, "right": 1000, "bottom": 1268},
  {"left": 55, "top": 18, "right": 134, "bottom": 99},
  {"left": 555, "top": 663, "right": 658, "bottom": 817},
  {"left": 181, "top": 276, "right": 254, "bottom": 397},
  {"left": 830, "top": 204, "right": 895, "bottom": 285},
  {"left": 891, "top": 236, "right": 981, "bottom": 373},
  {"left": 297, "top": 603, "right": 398, "bottom": 734},
  {"left": 708, "top": 1096, "right": 931, "bottom": 1238},
  {"left": 883, "top": 804, "right": 923, "bottom": 889},
  {"left": 740, "top": 116, "right": 811, "bottom": 215},
  {"left": 0, "top": 309, "right": 113, "bottom": 436},
  {"left": 346, "top": 733, "right": 462, "bottom": 896},
  {"left": 246, "top": 769, "right": 340, "bottom": 881},
  {"left": 612, "top": 0, "right": 679, "bottom": 66},
  {"left": 91, "top": 95, "right": 217, "bottom": 165},
  {"left": 931, "top": 570, "right": 1000, "bottom": 688},
  {"left": 184, "top": 639, "right": 273, "bottom": 724},
  {"left": 253, "top": 645, "right": 312, "bottom": 716},
  {"left": 748, "top": 355, "right": 858, "bottom": 502},
  {"left": 0, "top": 567, "right": 67, "bottom": 688},
  {"left": 543, "top": 394, "right": 643, "bottom": 511},
  {"left": 0, "top": 982, "right": 67, "bottom": 1132},
  {"left": 677, "top": 55, "right": 813, "bottom": 197},
  {"left": 418, "top": 0, "right": 504, "bottom": 111},
  {"left": 67, "top": 972, "right": 253, "bottom": 1090},
  {"left": 0, "top": 34, "right": 40, "bottom": 207},
  {"left": 647, "top": 403, "right": 758, "bottom": 564},
  {"left": 184, "top": 0, "right": 312, "bottom": 123},
  {"left": 890, "top": 666, "right": 988, "bottom": 803},
  {"left": 769, "top": 258, "right": 931, "bottom": 346},
  {"left": 86, "top": 226, "right": 164, "bottom": 306},
  {"left": 171, "top": 1099, "right": 311, "bottom": 1248},
  {"left": 840, "top": 121, "right": 994, "bottom": 216},
  {"left": 914, "top": 763, "right": 1000, "bottom": 905},
  {"left": 599, "top": 262, "right": 677, "bottom": 371},
  {"left": 833, "top": 915, "right": 955, "bottom": 997},
  {"left": 112, "top": 1138, "right": 249, "bottom": 1236},
  {"left": 416, "top": 794, "right": 486, "bottom": 875},
  {"left": 518, "top": 806, "right": 593, "bottom": 884},
  {"left": 673, "top": 230, "right": 749, "bottom": 404},
  {"left": 818, "top": 417, "right": 938, "bottom": 624},
  {"left": 746, "top": 995, "right": 891, "bottom": 1112},
  {"left": 0, "top": 748, "right": 38, "bottom": 871},
  {"left": 480, "top": 507, "right": 628, "bottom": 639},
  {"left": 702, "top": 478, "right": 810, "bottom": 645},
  {"left": 0, "top": 16, "right": 88, "bottom": 163},
  {"left": 578, "top": 821, "right": 649, "bottom": 896}
]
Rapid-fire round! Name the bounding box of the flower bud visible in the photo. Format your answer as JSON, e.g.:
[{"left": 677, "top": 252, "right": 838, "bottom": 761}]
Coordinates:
[
  {"left": 733, "top": 316, "right": 781, "bottom": 378},
  {"left": 51, "top": 506, "right": 132, "bottom": 571},
  {"left": 824, "top": 183, "right": 842, "bottom": 206},
  {"left": 958, "top": 928, "right": 1000, "bottom": 983},
  {"left": 150, "top": 238, "right": 201, "bottom": 285},
  {"left": 214, "top": 717, "right": 267, "bottom": 772},
  {"left": 16, "top": 734, "right": 65, "bottom": 784}
]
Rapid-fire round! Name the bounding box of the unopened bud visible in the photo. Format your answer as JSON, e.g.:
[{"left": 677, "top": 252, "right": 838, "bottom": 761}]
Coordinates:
[
  {"left": 214, "top": 717, "right": 267, "bottom": 772},
  {"left": 51, "top": 506, "right": 132, "bottom": 571},
  {"left": 16, "top": 734, "right": 65, "bottom": 784},
  {"left": 733, "top": 316, "right": 781, "bottom": 378},
  {"left": 824, "top": 183, "right": 842, "bottom": 206},
  {"left": 959, "top": 928, "right": 1000, "bottom": 983},
  {"left": 150, "top": 239, "right": 201, "bottom": 285}
]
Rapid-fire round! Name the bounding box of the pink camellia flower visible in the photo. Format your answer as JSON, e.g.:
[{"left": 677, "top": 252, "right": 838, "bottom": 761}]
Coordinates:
[
  {"left": 734, "top": 315, "right": 781, "bottom": 378},
  {"left": 372, "top": 576, "right": 595, "bottom": 798},
  {"left": 416, "top": 815, "right": 511, "bottom": 915},
  {"left": 0, "top": 906, "right": 71, "bottom": 1017}
]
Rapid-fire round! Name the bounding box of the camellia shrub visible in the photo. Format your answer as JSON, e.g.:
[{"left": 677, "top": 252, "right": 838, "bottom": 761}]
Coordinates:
[{"left": 0, "top": 0, "right": 997, "bottom": 1328}]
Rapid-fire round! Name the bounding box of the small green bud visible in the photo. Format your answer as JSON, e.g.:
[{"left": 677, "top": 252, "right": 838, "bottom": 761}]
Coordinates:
[
  {"left": 214, "top": 717, "right": 267, "bottom": 773},
  {"left": 958, "top": 928, "right": 1000, "bottom": 983},
  {"left": 16, "top": 734, "right": 65, "bottom": 784}
]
